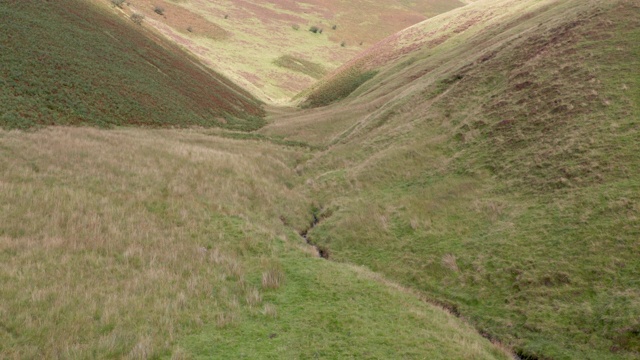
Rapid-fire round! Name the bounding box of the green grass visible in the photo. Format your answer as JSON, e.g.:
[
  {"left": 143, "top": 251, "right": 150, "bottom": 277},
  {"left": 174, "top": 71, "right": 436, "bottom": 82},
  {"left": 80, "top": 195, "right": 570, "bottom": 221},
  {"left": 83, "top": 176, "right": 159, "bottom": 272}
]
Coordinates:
[
  {"left": 0, "top": 0, "right": 264, "bottom": 130},
  {"left": 303, "top": 67, "right": 378, "bottom": 108},
  {"left": 212, "top": 130, "right": 323, "bottom": 150},
  {"left": 183, "top": 253, "right": 509, "bottom": 359},
  {"left": 132, "top": 0, "right": 464, "bottom": 103},
  {"left": 0, "top": 127, "right": 309, "bottom": 358},
  {"left": 281, "top": 0, "right": 640, "bottom": 358},
  {"left": 2, "top": 0, "right": 639, "bottom": 358},
  {"left": 0, "top": 127, "right": 507, "bottom": 359}
]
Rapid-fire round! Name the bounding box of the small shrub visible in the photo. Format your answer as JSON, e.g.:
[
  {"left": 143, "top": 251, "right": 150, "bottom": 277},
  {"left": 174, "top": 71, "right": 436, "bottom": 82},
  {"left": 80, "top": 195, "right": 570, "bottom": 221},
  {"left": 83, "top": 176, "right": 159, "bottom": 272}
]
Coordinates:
[
  {"left": 292, "top": 24, "right": 300, "bottom": 31},
  {"left": 332, "top": 24, "right": 337, "bottom": 30},
  {"left": 154, "top": 6, "right": 164, "bottom": 15},
  {"left": 309, "top": 26, "right": 319, "bottom": 33},
  {"left": 224, "top": 14, "right": 229, "bottom": 19},
  {"left": 111, "top": 0, "right": 125, "bottom": 8},
  {"left": 130, "top": 13, "right": 144, "bottom": 25},
  {"left": 186, "top": 26, "right": 193, "bottom": 33},
  {"left": 340, "top": 41, "right": 346, "bottom": 47},
  {"left": 318, "top": 28, "right": 323, "bottom": 34}
]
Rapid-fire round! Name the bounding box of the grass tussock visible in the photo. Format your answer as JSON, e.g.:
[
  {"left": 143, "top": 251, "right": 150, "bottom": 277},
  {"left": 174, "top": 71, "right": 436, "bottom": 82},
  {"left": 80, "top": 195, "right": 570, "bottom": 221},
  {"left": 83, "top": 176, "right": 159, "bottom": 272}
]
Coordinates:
[{"left": 261, "top": 263, "right": 285, "bottom": 289}]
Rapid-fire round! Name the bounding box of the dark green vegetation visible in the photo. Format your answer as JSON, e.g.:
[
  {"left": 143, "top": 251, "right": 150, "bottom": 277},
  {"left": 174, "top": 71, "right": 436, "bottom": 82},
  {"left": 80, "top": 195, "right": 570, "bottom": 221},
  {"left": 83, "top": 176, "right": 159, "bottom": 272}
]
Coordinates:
[
  {"left": 289, "top": 0, "right": 640, "bottom": 358},
  {"left": 273, "top": 55, "right": 327, "bottom": 80},
  {"left": 302, "top": 67, "right": 378, "bottom": 108},
  {"left": 0, "top": 0, "right": 264, "bottom": 130}
]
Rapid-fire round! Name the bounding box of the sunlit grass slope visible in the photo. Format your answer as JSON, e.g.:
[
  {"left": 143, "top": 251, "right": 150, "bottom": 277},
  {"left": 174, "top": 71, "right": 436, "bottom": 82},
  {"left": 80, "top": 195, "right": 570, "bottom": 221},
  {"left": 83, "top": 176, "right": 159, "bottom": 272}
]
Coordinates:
[
  {"left": 109, "top": 0, "right": 466, "bottom": 103},
  {"left": 0, "top": 127, "right": 509, "bottom": 359},
  {"left": 0, "top": 0, "right": 264, "bottom": 130},
  {"left": 270, "top": 0, "right": 640, "bottom": 358}
]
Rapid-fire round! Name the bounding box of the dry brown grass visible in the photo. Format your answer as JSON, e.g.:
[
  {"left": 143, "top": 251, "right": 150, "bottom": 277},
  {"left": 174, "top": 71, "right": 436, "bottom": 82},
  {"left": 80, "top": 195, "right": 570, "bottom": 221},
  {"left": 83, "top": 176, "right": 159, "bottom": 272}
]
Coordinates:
[
  {"left": 0, "top": 127, "right": 310, "bottom": 358},
  {"left": 244, "top": 287, "right": 262, "bottom": 307},
  {"left": 260, "top": 303, "right": 278, "bottom": 318},
  {"left": 261, "top": 267, "right": 285, "bottom": 290},
  {"left": 441, "top": 254, "right": 459, "bottom": 272}
]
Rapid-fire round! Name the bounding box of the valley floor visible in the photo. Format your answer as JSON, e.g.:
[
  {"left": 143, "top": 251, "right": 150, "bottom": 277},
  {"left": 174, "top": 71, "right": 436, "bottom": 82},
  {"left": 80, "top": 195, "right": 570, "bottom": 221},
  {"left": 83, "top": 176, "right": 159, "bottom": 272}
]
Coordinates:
[{"left": 0, "top": 127, "right": 509, "bottom": 359}]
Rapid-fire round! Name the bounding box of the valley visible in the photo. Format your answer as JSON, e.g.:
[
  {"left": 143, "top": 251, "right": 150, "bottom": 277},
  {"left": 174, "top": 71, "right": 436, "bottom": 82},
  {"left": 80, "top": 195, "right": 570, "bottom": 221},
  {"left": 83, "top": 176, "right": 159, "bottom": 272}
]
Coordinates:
[{"left": 1, "top": 0, "right": 639, "bottom": 359}]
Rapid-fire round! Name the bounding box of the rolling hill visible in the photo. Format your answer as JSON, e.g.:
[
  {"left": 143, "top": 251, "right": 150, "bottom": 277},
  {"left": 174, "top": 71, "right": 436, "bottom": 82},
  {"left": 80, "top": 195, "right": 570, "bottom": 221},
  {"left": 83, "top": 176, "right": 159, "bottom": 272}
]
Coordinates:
[
  {"left": 100, "top": 0, "right": 467, "bottom": 103},
  {"left": 261, "top": 0, "right": 640, "bottom": 358},
  {"left": 1, "top": 0, "right": 639, "bottom": 358},
  {"left": 0, "top": 0, "right": 264, "bottom": 130},
  {"left": 0, "top": 0, "right": 511, "bottom": 359}
]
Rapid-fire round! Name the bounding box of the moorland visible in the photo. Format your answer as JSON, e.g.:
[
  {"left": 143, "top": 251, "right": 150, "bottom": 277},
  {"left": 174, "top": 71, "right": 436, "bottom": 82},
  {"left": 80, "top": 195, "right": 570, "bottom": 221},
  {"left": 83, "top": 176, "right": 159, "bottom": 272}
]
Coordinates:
[{"left": 1, "top": 0, "right": 638, "bottom": 359}]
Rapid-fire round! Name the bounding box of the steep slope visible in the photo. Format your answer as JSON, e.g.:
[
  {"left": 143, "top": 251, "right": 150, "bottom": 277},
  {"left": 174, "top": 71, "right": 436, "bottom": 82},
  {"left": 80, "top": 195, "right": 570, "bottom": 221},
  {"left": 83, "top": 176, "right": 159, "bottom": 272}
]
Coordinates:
[
  {"left": 264, "top": 0, "right": 640, "bottom": 358},
  {"left": 103, "top": 0, "right": 467, "bottom": 102},
  {"left": 0, "top": 0, "right": 264, "bottom": 130}
]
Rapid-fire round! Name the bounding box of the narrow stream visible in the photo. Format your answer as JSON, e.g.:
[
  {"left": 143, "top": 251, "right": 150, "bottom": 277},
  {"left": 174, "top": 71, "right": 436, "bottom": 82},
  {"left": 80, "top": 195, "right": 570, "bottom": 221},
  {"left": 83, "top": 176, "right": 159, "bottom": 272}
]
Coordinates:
[
  {"left": 293, "top": 212, "right": 524, "bottom": 359},
  {"left": 299, "top": 213, "right": 330, "bottom": 259}
]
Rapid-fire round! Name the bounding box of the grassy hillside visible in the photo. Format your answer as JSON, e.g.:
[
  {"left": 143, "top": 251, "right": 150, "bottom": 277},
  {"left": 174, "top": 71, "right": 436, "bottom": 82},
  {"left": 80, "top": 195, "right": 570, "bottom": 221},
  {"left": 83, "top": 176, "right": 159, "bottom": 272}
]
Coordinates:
[
  {"left": 0, "top": 0, "right": 264, "bottom": 130},
  {"left": 263, "top": 0, "right": 640, "bottom": 358},
  {"left": 0, "top": 127, "right": 509, "bottom": 359},
  {"left": 0, "top": 8, "right": 507, "bottom": 357},
  {"left": 3, "top": 0, "right": 639, "bottom": 358},
  {"left": 103, "top": 0, "right": 466, "bottom": 102}
]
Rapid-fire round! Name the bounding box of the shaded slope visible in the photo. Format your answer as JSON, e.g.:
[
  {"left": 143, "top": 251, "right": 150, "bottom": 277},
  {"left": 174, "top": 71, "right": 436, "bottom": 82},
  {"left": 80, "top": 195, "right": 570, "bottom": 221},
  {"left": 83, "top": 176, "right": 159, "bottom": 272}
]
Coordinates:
[
  {"left": 0, "top": 0, "right": 264, "bottom": 130},
  {"left": 271, "top": 0, "right": 640, "bottom": 358}
]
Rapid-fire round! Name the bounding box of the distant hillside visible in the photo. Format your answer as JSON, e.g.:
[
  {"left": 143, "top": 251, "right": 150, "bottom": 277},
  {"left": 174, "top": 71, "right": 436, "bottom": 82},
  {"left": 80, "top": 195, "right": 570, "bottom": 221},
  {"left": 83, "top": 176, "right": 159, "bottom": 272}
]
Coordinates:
[
  {"left": 0, "top": 0, "right": 264, "bottom": 130},
  {"left": 266, "top": 0, "right": 640, "bottom": 358},
  {"left": 106, "top": 0, "right": 467, "bottom": 103},
  {"left": 303, "top": 0, "right": 639, "bottom": 109}
]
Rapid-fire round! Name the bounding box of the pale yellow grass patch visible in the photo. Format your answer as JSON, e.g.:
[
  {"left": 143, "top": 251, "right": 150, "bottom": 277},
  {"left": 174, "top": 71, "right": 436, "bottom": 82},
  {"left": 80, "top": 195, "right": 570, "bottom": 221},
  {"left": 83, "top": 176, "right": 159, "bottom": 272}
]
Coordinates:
[{"left": 0, "top": 127, "right": 310, "bottom": 358}]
